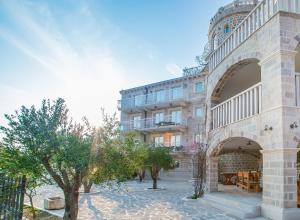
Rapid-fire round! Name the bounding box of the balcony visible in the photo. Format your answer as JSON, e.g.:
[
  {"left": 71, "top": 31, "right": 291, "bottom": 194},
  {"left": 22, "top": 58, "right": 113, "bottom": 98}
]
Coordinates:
[
  {"left": 118, "top": 88, "right": 189, "bottom": 113},
  {"left": 151, "top": 143, "right": 185, "bottom": 153},
  {"left": 121, "top": 115, "right": 187, "bottom": 133},
  {"left": 208, "top": 0, "right": 300, "bottom": 72},
  {"left": 211, "top": 83, "right": 262, "bottom": 130}
]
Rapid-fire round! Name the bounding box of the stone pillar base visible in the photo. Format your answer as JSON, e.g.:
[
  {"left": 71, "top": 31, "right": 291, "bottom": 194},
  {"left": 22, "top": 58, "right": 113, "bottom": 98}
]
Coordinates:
[{"left": 261, "top": 204, "right": 300, "bottom": 220}]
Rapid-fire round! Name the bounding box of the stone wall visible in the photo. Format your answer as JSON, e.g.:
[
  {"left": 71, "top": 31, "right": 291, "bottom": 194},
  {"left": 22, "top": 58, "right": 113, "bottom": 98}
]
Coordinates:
[{"left": 218, "top": 152, "right": 261, "bottom": 178}]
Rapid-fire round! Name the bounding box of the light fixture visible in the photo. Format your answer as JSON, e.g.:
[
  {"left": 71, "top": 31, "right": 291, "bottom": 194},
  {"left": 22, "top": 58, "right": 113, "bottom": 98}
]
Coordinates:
[
  {"left": 264, "top": 125, "right": 273, "bottom": 131},
  {"left": 290, "top": 122, "right": 298, "bottom": 129},
  {"left": 247, "top": 141, "right": 252, "bottom": 146}
]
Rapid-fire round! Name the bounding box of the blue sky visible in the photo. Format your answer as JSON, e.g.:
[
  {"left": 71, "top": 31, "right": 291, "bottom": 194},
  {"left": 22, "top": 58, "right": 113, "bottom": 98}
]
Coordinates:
[{"left": 0, "top": 0, "right": 231, "bottom": 125}]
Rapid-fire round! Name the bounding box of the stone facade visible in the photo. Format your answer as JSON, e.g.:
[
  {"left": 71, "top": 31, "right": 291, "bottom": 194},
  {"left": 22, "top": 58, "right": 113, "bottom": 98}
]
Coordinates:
[
  {"left": 119, "top": 72, "right": 207, "bottom": 180},
  {"left": 208, "top": 0, "right": 257, "bottom": 50},
  {"left": 119, "top": 0, "right": 300, "bottom": 219}
]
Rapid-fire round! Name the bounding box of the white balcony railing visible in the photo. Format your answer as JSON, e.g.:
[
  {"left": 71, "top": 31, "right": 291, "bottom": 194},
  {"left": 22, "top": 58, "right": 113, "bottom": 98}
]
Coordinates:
[
  {"left": 119, "top": 88, "right": 187, "bottom": 110},
  {"left": 121, "top": 115, "right": 187, "bottom": 131},
  {"left": 208, "top": 0, "right": 300, "bottom": 72},
  {"left": 211, "top": 83, "right": 262, "bottom": 130}
]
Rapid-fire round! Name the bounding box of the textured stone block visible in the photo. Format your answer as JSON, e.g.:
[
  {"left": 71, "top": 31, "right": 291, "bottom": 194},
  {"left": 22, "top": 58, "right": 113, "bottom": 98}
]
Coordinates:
[{"left": 44, "top": 197, "right": 65, "bottom": 210}]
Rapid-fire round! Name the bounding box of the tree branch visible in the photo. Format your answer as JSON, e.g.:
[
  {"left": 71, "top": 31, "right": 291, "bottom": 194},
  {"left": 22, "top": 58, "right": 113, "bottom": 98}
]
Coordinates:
[{"left": 43, "top": 159, "right": 65, "bottom": 190}]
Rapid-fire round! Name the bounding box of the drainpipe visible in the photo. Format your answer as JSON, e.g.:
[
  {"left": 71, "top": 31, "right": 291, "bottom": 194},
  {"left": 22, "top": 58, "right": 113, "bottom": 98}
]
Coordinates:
[{"left": 144, "top": 87, "right": 148, "bottom": 143}]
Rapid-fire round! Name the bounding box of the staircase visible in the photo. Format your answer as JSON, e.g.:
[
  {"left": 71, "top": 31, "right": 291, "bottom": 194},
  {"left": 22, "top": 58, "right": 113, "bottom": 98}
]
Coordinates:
[{"left": 203, "top": 187, "right": 263, "bottom": 219}]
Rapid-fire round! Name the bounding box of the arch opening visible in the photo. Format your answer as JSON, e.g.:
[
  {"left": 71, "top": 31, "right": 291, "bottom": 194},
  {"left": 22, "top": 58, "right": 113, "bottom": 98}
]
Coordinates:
[
  {"left": 210, "top": 59, "right": 261, "bottom": 130},
  {"left": 212, "top": 59, "right": 261, "bottom": 103},
  {"left": 211, "top": 137, "right": 263, "bottom": 194}
]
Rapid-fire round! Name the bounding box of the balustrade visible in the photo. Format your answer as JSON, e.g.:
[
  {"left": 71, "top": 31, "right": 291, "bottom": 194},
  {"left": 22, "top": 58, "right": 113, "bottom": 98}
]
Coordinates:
[
  {"left": 211, "top": 83, "right": 262, "bottom": 129},
  {"left": 209, "top": 0, "right": 300, "bottom": 71}
]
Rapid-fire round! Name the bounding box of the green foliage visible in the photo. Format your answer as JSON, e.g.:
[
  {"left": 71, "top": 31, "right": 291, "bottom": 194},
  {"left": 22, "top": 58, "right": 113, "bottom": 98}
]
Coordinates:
[
  {"left": 93, "top": 133, "right": 148, "bottom": 184},
  {"left": 145, "top": 146, "right": 174, "bottom": 170},
  {"left": 0, "top": 98, "right": 94, "bottom": 219}
]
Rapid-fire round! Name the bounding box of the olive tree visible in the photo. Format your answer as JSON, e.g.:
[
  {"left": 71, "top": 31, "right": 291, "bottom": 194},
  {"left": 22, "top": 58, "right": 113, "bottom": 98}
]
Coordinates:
[{"left": 146, "top": 146, "right": 174, "bottom": 189}]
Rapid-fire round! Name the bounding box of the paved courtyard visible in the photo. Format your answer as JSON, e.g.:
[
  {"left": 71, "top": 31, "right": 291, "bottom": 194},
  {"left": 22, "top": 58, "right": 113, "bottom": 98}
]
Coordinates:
[{"left": 25, "top": 180, "right": 242, "bottom": 220}]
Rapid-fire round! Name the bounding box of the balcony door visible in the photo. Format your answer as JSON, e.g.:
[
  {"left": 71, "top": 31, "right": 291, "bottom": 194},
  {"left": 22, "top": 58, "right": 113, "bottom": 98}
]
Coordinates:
[
  {"left": 154, "top": 112, "right": 164, "bottom": 124},
  {"left": 171, "top": 110, "right": 182, "bottom": 124},
  {"left": 155, "top": 90, "right": 166, "bottom": 103},
  {"left": 133, "top": 116, "right": 141, "bottom": 129},
  {"left": 170, "top": 86, "right": 183, "bottom": 100},
  {"left": 134, "top": 95, "right": 144, "bottom": 106},
  {"left": 171, "top": 135, "right": 181, "bottom": 147},
  {"left": 154, "top": 136, "right": 164, "bottom": 146}
]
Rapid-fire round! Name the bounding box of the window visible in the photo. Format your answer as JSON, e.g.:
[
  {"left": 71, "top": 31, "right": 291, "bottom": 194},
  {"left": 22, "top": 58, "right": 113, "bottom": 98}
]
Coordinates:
[
  {"left": 171, "top": 135, "right": 181, "bottom": 147},
  {"left": 170, "top": 86, "right": 183, "bottom": 100},
  {"left": 195, "top": 107, "right": 203, "bottom": 118},
  {"left": 154, "top": 136, "right": 164, "bottom": 146},
  {"left": 171, "top": 110, "right": 182, "bottom": 124},
  {"left": 134, "top": 95, "right": 144, "bottom": 106},
  {"left": 154, "top": 112, "right": 164, "bottom": 124},
  {"left": 195, "top": 82, "right": 204, "bottom": 93},
  {"left": 133, "top": 116, "right": 141, "bottom": 129},
  {"left": 224, "top": 25, "right": 230, "bottom": 34},
  {"left": 155, "top": 90, "right": 165, "bottom": 102}
]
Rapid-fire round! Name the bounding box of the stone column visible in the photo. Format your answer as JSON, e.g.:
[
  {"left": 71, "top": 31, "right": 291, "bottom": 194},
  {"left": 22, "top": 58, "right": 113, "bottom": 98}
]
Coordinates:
[
  {"left": 206, "top": 156, "right": 218, "bottom": 192},
  {"left": 261, "top": 148, "right": 300, "bottom": 220}
]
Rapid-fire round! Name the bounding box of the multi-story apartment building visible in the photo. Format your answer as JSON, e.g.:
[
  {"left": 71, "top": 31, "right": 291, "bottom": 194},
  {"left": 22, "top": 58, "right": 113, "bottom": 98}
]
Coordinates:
[
  {"left": 119, "top": 0, "right": 300, "bottom": 219},
  {"left": 119, "top": 67, "right": 207, "bottom": 179}
]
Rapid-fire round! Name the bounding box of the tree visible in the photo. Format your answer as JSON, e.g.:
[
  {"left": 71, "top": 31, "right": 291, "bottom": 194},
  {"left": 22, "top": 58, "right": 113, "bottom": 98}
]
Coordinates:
[
  {"left": 0, "top": 99, "right": 144, "bottom": 219},
  {"left": 192, "top": 143, "right": 209, "bottom": 199},
  {"left": 81, "top": 109, "right": 120, "bottom": 193},
  {"left": 0, "top": 98, "right": 94, "bottom": 220},
  {"left": 145, "top": 146, "right": 174, "bottom": 189},
  {"left": 92, "top": 132, "right": 148, "bottom": 185}
]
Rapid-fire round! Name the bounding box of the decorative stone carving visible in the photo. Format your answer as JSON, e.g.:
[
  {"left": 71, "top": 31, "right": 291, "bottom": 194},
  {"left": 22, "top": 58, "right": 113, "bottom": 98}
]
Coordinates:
[{"left": 44, "top": 197, "right": 65, "bottom": 210}]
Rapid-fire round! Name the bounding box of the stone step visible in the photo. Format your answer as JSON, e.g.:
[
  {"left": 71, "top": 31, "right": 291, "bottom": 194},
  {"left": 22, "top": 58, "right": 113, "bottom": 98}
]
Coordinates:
[{"left": 203, "top": 193, "right": 261, "bottom": 219}]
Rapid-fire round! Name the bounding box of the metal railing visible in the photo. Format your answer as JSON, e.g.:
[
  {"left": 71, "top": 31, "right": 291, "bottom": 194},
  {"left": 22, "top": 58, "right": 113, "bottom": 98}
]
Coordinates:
[
  {"left": 211, "top": 83, "right": 262, "bottom": 129},
  {"left": 0, "top": 175, "right": 26, "bottom": 220},
  {"left": 119, "top": 88, "right": 188, "bottom": 110},
  {"left": 208, "top": 0, "right": 300, "bottom": 72},
  {"left": 121, "top": 115, "right": 187, "bottom": 131}
]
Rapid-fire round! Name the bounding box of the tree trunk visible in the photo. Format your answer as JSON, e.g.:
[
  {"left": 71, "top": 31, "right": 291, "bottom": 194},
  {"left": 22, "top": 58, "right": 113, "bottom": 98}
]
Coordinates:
[
  {"left": 153, "top": 177, "right": 157, "bottom": 189},
  {"left": 83, "top": 180, "right": 93, "bottom": 193},
  {"left": 29, "top": 195, "right": 36, "bottom": 218},
  {"left": 150, "top": 166, "right": 159, "bottom": 189},
  {"left": 138, "top": 170, "right": 145, "bottom": 182},
  {"left": 63, "top": 189, "right": 80, "bottom": 220}
]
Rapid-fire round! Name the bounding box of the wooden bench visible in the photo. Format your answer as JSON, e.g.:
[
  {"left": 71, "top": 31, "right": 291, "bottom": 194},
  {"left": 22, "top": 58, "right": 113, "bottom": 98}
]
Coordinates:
[{"left": 236, "top": 171, "right": 261, "bottom": 193}]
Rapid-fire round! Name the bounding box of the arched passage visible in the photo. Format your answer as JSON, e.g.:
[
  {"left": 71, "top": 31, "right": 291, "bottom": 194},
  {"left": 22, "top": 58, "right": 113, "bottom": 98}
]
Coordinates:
[{"left": 207, "top": 137, "right": 263, "bottom": 195}]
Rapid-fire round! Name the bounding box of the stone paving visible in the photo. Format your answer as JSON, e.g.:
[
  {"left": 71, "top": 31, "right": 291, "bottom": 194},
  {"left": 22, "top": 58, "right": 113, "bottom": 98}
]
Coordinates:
[{"left": 25, "top": 180, "right": 241, "bottom": 220}]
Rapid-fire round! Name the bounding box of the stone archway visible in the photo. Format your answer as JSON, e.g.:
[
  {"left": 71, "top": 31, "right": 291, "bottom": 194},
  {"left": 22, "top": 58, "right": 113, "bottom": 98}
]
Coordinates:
[
  {"left": 211, "top": 58, "right": 261, "bottom": 103},
  {"left": 206, "top": 137, "right": 263, "bottom": 193}
]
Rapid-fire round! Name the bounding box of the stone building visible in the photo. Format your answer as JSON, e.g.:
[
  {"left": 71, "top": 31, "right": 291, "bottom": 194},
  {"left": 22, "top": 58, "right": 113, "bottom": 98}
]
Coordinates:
[
  {"left": 119, "top": 0, "right": 300, "bottom": 219},
  {"left": 119, "top": 66, "right": 207, "bottom": 180}
]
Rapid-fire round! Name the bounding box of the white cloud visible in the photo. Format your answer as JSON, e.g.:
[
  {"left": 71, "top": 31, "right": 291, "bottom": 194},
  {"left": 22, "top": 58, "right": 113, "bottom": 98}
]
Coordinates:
[
  {"left": 0, "top": 0, "right": 127, "bottom": 126},
  {"left": 165, "top": 63, "right": 182, "bottom": 77}
]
